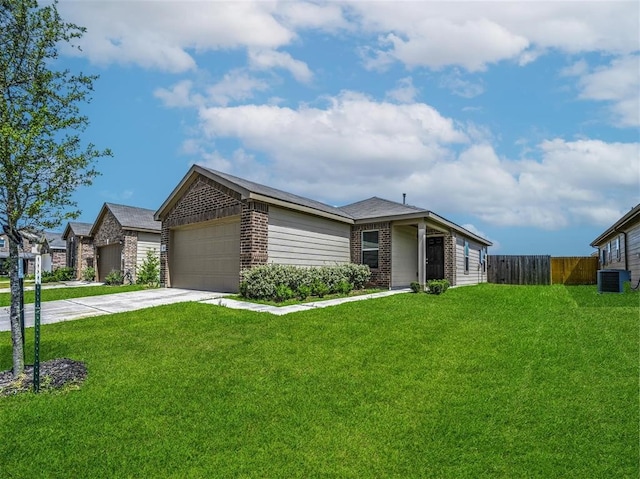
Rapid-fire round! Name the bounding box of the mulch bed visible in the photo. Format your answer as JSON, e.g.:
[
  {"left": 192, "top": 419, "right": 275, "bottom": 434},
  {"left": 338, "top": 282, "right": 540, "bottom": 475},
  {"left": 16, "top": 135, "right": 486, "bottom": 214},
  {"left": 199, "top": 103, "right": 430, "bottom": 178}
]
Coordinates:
[{"left": 0, "top": 358, "right": 87, "bottom": 396}]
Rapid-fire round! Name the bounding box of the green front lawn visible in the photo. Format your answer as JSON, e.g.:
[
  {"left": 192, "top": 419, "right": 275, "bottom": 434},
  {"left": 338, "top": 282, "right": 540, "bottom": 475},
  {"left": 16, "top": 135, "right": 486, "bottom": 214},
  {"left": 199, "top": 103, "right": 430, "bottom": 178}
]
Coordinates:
[
  {"left": 0, "top": 284, "right": 147, "bottom": 307},
  {"left": 1, "top": 284, "right": 637, "bottom": 478}
]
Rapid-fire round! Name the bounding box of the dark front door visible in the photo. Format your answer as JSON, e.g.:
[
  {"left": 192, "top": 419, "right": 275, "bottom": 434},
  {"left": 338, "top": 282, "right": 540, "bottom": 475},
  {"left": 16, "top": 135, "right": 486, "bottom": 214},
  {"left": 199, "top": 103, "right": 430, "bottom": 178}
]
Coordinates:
[{"left": 426, "top": 237, "right": 444, "bottom": 280}]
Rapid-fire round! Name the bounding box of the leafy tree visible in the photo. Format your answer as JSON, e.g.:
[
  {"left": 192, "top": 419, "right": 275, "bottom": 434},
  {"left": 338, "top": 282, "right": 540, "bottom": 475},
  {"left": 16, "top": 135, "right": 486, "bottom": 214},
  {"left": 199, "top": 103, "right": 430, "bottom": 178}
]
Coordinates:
[
  {"left": 0, "top": 0, "right": 111, "bottom": 377},
  {"left": 136, "top": 249, "right": 160, "bottom": 287}
]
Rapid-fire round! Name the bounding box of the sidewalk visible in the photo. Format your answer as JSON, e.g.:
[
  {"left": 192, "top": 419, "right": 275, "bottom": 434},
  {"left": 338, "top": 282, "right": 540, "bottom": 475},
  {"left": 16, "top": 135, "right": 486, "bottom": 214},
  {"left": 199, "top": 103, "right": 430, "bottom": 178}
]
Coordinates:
[{"left": 0, "top": 287, "right": 410, "bottom": 332}]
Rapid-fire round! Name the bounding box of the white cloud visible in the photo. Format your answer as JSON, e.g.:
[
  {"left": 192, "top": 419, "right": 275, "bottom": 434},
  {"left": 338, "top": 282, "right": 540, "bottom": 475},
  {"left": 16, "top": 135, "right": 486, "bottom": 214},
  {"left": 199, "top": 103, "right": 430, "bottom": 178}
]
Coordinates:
[
  {"left": 385, "top": 77, "right": 419, "bottom": 103},
  {"left": 60, "top": 1, "right": 294, "bottom": 72},
  {"left": 439, "top": 70, "right": 484, "bottom": 98},
  {"left": 207, "top": 70, "right": 271, "bottom": 106},
  {"left": 352, "top": 2, "right": 639, "bottom": 71},
  {"left": 154, "top": 80, "right": 201, "bottom": 108},
  {"left": 248, "top": 49, "right": 313, "bottom": 83},
  {"left": 576, "top": 55, "right": 640, "bottom": 127}
]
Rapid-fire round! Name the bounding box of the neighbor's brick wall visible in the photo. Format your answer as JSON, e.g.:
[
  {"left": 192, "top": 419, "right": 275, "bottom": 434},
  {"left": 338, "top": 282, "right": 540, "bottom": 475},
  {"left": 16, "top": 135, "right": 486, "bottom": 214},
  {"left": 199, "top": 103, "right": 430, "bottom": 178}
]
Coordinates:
[
  {"left": 67, "top": 234, "right": 95, "bottom": 279},
  {"left": 122, "top": 231, "right": 138, "bottom": 280},
  {"left": 93, "top": 210, "right": 124, "bottom": 279},
  {"left": 240, "top": 201, "right": 269, "bottom": 276},
  {"left": 160, "top": 176, "right": 242, "bottom": 287},
  {"left": 51, "top": 250, "right": 66, "bottom": 270},
  {"left": 351, "top": 222, "right": 391, "bottom": 289}
]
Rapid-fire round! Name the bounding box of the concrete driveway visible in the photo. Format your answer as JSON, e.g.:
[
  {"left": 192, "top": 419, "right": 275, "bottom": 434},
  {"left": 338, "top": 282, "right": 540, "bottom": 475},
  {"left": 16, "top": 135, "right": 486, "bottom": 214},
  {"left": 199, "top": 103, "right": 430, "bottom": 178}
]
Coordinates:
[{"left": 0, "top": 288, "right": 228, "bottom": 332}]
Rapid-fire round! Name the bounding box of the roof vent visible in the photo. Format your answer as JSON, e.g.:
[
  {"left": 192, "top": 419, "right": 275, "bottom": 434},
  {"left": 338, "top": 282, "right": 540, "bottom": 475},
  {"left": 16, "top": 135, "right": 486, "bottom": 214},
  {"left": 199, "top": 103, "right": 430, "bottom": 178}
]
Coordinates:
[{"left": 402, "top": 193, "right": 406, "bottom": 205}]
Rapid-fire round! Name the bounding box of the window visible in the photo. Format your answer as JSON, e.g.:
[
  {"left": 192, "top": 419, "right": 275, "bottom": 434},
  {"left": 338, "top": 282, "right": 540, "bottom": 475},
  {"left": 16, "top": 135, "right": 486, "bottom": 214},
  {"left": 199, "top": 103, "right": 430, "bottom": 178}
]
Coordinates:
[
  {"left": 0, "top": 238, "right": 5, "bottom": 248},
  {"left": 615, "top": 236, "right": 621, "bottom": 260},
  {"left": 464, "top": 240, "right": 470, "bottom": 274},
  {"left": 607, "top": 242, "right": 611, "bottom": 263},
  {"left": 362, "top": 231, "right": 379, "bottom": 269},
  {"left": 480, "top": 247, "right": 487, "bottom": 272},
  {"left": 601, "top": 248, "right": 607, "bottom": 266}
]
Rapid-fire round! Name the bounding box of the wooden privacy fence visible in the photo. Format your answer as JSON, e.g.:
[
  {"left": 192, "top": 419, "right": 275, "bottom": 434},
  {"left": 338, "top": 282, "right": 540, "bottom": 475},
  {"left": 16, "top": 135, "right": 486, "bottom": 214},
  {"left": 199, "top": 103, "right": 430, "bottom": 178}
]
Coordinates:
[
  {"left": 550, "top": 256, "right": 598, "bottom": 285},
  {"left": 487, "top": 255, "right": 599, "bottom": 285},
  {"left": 487, "top": 255, "right": 551, "bottom": 285}
]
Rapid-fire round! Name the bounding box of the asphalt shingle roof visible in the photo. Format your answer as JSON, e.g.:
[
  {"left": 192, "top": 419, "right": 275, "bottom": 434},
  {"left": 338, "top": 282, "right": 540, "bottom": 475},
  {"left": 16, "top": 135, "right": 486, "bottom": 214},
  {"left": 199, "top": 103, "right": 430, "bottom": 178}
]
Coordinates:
[
  {"left": 44, "top": 231, "right": 66, "bottom": 250},
  {"left": 204, "top": 168, "right": 353, "bottom": 220},
  {"left": 339, "top": 197, "right": 426, "bottom": 220},
  {"left": 67, "top": 221, "right": 93, "bottom": 237},
  {"left": 106, "top": 203, "right": 161, "bottom": 232}
]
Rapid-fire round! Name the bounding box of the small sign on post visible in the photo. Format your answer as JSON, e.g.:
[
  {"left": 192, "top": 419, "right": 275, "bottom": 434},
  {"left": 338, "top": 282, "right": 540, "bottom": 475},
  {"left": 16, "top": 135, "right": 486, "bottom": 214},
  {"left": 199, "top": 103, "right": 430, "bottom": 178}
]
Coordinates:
[
  {"left": 34, "top": 254, "right": 41, "bottom": 393},
  {"left": 18, "top": 259, "right": 24, "bottom": 358}
]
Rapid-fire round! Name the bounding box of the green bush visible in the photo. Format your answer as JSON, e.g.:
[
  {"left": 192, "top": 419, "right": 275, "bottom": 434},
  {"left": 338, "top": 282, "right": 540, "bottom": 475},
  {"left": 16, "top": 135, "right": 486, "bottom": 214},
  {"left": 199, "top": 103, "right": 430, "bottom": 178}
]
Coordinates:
[
  {"left": 297, "top": 284, "right": 311, "bottom": 300},
  {"left": 335, "top": 280, "right": 353, "bottom": 295},
  {"left": 274, "top": 284, "right": 294, "bottom": 302},
  {"left": 54, "top": 266, "right": 75, "bottom": 281},
  {"left": 410, "top": 281, "right": 423, "bottom": 293},
  {"left": 136, "top": 249, "right": 160, "bottom": 287},
  {"left": 104, "top": 269, "right": 123, "bottom": 286},
  {"left": 82, "top": 267, "right": 95, "bottom": 282},
  {"left": 427, "top": 279, "right": 450, "bottom": 295},
  {"left": 311, "top": 280, "right": 329, "bottom": 298}
]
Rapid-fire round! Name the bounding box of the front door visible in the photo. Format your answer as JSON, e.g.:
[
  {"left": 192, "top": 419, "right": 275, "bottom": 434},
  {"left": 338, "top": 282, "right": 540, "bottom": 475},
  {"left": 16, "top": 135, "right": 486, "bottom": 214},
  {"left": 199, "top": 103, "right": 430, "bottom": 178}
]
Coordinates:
[{"left": 426, "top": 236, "right": 444, "bottom": 280}]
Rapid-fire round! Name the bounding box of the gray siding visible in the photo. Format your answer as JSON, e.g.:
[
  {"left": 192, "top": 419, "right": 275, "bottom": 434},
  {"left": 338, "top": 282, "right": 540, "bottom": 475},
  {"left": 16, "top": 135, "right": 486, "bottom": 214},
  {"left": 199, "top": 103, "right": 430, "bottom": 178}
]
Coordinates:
[
  {"left": 391, "top": 225, "right": 418, "bottom": 288},
  {"left": 626, "top": 224, "right": 640, "bottom": 284},
  {"left": 455, "top": 236, "right": 486, "bottom": 286},
  {"left": 267, "top": 206, "right": 350, "bottom": 266}
]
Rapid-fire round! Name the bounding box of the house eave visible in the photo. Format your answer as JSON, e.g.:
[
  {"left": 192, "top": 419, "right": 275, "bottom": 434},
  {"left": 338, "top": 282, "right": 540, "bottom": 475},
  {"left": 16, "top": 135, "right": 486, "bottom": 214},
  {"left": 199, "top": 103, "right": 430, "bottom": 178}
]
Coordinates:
[{"left": 589, "top": 204, "right": 640, "bottom": 247}]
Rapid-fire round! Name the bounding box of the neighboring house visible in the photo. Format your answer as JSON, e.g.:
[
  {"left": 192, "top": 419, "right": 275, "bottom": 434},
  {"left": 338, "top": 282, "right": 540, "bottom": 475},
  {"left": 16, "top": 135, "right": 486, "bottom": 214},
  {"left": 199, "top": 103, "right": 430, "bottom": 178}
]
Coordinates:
[
  {"left": 590, "top": 204, "right": 640, "bottom": 284},
  {"left": 90, "top": 203, "right": 161, "bottom": 282},
  {"left": 0, "top": 233, "right": 35, "bottom": 275},
  {"left": 0, "top": 230, "right": 65, "bottom": 275},
  {"left": 154, "top": 165, "right": 492, "bottom": 293},
  {"left": 41, "top": 231, "right": 66, "bottom": 273},
  {"left": 62, "top": 221, "right": 95, "bottom": 280}
]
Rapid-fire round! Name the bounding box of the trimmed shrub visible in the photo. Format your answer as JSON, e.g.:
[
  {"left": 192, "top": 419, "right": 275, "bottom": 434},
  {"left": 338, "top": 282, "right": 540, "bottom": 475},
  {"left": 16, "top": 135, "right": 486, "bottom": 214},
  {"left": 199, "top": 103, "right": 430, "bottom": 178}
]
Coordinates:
[
  {"left": 239, "top": 263, "right": 372, "bottom": 301},
  {"left": 427, "top": 279, "right": 450, "bottom": 295},
  {"left": 410, "top": 281, "right": 423, "bottom": 293},
  {"left": 104, "top": 269, "right": 123, "bottom": 286},
  {"left": 274, "top": 284, "right": 294, "bottom": 302},
  {"left": 54, "top": 267, "right": 75, "bottom": 281},
  {"left": 82, "top": 267, "right": 96, "bottom": 282}
]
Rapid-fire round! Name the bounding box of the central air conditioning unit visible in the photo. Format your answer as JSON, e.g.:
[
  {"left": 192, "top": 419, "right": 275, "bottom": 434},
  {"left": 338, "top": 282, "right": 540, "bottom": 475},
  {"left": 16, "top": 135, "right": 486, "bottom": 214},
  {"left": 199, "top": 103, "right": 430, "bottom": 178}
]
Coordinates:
[{"left": 597, "top": 269, "right": 631, "bottom": 293}]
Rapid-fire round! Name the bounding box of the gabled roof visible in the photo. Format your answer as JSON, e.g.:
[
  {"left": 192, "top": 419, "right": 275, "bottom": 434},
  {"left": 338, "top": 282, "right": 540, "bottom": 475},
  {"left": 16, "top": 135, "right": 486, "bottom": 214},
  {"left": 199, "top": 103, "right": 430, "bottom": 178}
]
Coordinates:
[
  {"left": 590, "top": 203, "right": 640, "bottom": 247},
  {"left": 62, "top": 221, "right": 93, "bottom": 240},
  {"left": 90, "top": 203, "right": 161, "bottom": 236},
  {"left": 340, "top": 197, "right": 426, "bottom": 220},
  {"left": 155, "top": 165, "right": 492, "bottom": 246},
  {"left": 44, "top": 231, "right": 66, "bottom": 250},
  {"left": 340, "top": 196, "right": 492, "bottom": 246},
  {"left": 155, "top": 165, "right": 354, "bottom": 223}
]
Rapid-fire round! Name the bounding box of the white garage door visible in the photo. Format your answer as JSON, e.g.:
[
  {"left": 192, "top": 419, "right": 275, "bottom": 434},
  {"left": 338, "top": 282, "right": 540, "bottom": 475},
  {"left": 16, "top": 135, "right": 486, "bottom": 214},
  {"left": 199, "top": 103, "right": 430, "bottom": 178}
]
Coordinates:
[{"left": 170, "top": 217, "right": 241, "bottom": 292}]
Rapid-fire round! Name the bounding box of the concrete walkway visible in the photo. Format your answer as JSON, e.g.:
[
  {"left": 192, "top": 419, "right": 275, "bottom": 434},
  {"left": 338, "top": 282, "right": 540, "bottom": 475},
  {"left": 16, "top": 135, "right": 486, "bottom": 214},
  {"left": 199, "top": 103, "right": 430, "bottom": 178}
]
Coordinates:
[{"left": 0, "top": 286, "right": 409, "bottom": 331}]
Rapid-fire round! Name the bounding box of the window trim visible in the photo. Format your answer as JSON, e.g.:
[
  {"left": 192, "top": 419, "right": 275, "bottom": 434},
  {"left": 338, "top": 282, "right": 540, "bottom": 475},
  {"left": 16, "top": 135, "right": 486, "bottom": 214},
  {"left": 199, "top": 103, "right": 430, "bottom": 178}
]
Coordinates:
[
  {"left": 361, "top": 230, "right": 379, "bottom": 269},
  {"left": 464, "top": 240, "right": 470, "bottom": 274}
]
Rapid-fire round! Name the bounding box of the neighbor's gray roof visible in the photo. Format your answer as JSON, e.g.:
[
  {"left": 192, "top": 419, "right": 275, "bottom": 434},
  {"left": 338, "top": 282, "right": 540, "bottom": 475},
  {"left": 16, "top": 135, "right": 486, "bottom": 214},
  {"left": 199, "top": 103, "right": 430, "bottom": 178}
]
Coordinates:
[
  {"left": 44, "top": 231, "right": 66, "bottom": 250},
  {"left": 107, "top": 203, "right": 161, "bottom": 231},
  {"left": 91, "top": 203, "right": 161, "bottom": 235},
  {"left": 339, "top": 197, "right": 426, "bottom": 220},
  {"left": 67, "top": 221, "right": 93, "bottom": 237},
  {"left": 202, "top": 167, "right": 354, "bottom": 220}
]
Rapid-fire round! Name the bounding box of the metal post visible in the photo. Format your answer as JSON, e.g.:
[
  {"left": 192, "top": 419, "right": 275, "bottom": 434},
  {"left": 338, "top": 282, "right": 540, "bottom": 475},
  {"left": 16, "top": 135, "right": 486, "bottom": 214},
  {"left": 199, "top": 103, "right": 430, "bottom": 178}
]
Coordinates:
[
  {"left": 18, "top": 259, "right": 25, "bottom": 360},
  {"left": 34, "top": 254, "right": 41, "bottom": 393}
]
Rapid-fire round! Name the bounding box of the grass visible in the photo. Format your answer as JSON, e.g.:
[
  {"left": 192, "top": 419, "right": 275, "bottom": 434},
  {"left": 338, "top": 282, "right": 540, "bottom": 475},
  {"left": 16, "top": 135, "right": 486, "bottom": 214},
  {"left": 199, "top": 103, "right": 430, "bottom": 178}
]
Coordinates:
[
  {"left": 0, "top": 283, "right": 637, "bottom": 478},
  {"left": 0, "top": 284, "right": 147, "bottom": 307}
]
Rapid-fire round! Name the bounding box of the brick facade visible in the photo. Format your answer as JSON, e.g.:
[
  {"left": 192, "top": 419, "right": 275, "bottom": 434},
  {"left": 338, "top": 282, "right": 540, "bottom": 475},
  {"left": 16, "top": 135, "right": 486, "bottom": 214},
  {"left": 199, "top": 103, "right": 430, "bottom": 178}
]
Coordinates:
[
  {"left": 351, "top": 222, "right": 392, "bottom": 289},
  {"left": 93, "top": 209, "right": 139, "bottom": 280},
  {"left": 159, "top": 175, "right": 269, "bottom": 288},
  {"left": 66, "top": 234, "right": 95, "bottom": 279}
]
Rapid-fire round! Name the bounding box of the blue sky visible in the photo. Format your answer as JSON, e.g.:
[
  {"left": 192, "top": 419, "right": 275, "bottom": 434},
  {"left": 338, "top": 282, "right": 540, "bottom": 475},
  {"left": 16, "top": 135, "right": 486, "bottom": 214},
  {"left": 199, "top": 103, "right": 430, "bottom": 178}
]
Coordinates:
[{"left": 56, "top": 1, "right": 639, "bottom": 255}]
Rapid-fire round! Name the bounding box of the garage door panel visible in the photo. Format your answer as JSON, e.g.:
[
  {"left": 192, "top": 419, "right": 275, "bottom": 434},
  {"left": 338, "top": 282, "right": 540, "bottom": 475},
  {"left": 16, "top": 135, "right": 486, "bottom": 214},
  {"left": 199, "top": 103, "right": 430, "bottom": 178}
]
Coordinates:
[
  {"left": 98, "top": 244, "right": 122, "bottom": 282},
  {"left": 170, "top": 218, "right": 240, "bottom": 292}
]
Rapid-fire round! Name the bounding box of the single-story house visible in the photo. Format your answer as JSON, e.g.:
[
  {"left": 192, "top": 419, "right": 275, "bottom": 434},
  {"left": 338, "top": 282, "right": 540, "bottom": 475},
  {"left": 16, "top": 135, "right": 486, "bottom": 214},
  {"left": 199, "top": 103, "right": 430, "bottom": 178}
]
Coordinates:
[
  {"left": 41, "top": 231, "right": 66, "bottom": 272},
  {"left": 90, "top": 203, "right": 161, "bottom": 282},
  {"left": 590, "top": 203, "right": 640, "bottom": 284},
  {"left": 62, "top": 221, "right": 95, "bottom": 280},
  {"left": 154, "top": 165, "right": 492, "bottom": 293}
]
